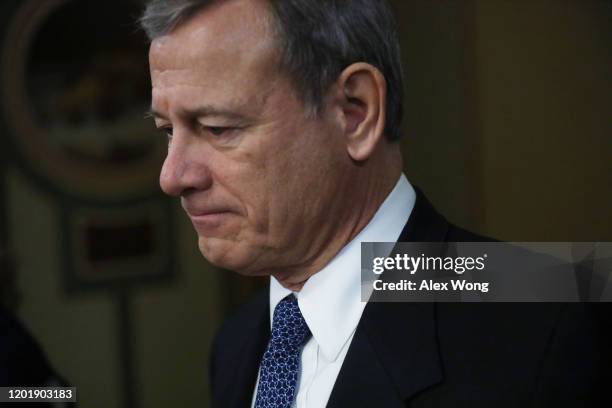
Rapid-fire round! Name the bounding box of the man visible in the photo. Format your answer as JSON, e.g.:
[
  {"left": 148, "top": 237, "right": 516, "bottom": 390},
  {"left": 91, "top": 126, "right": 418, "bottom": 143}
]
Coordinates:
[{"left": 140, "top": 1, "right": 608, "bottom": 407}]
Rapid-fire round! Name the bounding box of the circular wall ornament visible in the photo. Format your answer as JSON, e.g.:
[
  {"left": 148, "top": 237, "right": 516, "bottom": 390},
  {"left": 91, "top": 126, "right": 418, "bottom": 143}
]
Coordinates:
[{"left": 1, "top": 0, "right": 165, "bottom": 204}]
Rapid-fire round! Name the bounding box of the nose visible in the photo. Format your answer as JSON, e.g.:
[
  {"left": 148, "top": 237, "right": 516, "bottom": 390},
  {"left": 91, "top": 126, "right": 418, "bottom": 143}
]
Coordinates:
[{"left": 159, "top": 135, "right": 213, "bottom": 197}]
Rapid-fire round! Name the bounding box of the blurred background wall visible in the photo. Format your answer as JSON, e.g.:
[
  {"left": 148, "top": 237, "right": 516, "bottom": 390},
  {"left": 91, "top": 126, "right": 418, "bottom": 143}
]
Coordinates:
[{"left": 0, "top": 0, "right": 610, "bottom": 407}]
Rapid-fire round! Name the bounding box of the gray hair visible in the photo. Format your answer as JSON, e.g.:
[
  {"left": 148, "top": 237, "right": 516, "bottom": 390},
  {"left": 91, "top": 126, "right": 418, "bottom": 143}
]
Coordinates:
[{"left": 139, "top": 0, "right": 404, "bottom": 141}]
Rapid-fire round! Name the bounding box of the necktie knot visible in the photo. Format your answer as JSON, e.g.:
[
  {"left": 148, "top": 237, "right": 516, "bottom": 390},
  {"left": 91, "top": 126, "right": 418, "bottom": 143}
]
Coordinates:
[{"left": 270, "top": 294, "right": 310, "bottom": 348}]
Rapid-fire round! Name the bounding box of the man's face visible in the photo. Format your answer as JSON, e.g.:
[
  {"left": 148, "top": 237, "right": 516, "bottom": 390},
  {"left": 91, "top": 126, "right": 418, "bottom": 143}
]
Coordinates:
[{"left": 149, "top": 0, "right": 350, "bottom": 276}]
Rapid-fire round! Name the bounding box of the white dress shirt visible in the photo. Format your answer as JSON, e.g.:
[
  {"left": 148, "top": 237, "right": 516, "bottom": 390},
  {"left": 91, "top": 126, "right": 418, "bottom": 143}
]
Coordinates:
[{"left": 251, "top": 174, "right": 416, "bottom": 408}]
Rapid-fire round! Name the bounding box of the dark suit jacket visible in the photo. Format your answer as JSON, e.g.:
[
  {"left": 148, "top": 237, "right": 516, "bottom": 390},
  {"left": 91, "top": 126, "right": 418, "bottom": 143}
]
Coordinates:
[{"left": 210, "top": 188, "right": 611, "bottom": 407}]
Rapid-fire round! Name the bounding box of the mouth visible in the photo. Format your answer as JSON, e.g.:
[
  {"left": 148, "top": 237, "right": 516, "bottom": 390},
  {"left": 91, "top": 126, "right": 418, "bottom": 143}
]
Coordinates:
[
  {"left": 185, "top": 209, "right": 233, "bottom": 232},
  {"left": 188, "top": 211, "right": 231, "bottom": 220}
]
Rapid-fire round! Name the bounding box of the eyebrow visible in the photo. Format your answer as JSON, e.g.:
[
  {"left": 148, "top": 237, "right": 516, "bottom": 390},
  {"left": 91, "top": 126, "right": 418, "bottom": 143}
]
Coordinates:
[{"left": 146, "top": 105, "right": 250, "bottom": 122}]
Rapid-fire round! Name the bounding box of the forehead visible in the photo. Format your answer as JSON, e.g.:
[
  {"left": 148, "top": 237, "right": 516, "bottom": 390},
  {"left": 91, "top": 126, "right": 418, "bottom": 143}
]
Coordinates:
[{"left": 149, "top": 0, "right": 279, "bottom": 103}]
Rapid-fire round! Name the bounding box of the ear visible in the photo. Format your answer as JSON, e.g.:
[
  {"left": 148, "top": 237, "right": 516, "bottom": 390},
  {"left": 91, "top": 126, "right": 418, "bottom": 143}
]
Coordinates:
[{"left": 335, "top": 62, "right": 387, "bottom": 161}]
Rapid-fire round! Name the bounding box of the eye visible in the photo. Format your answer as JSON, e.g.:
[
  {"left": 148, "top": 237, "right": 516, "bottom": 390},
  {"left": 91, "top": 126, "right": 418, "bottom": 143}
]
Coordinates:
[
  {"left": 155, "top": 126, "right": 173, "bottom": 145},
  {"left": 206, "top": 126, "right": 229, "bottom": 136}
]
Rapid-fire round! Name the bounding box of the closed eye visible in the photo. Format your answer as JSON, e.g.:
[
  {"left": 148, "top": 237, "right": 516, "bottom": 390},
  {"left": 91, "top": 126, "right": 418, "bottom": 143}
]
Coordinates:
[
  {"left": 155, "top": 126, "right": 173, "bottom": 146},
  {"left": 205, "top": 126, "right": 231, "bottom": 136},
  {"left": 157, "top": 126, "right": 173, "bottom": 138},
  {"left": 154, "top": 125, "right": 238, "bottom": 140}
]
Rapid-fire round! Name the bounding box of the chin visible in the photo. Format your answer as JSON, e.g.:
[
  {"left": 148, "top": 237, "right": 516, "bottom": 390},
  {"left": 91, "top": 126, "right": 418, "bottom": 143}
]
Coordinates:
[{"left": 197, "top": 236, "right": 268, "bottom": 276}]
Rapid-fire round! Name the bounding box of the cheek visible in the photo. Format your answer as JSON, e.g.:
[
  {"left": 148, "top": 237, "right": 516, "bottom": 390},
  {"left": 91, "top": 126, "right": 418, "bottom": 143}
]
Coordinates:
[
  {"left": 211, "top": 147, "right": 273, "bottom": 233},
  {"left": 266, "top": 129, "right": 340, "bottom": 225},
  {"left": 218, "top": 139, "right": 298, "bottom": 241},
  {"left": 214, "top": 114, "right": 341, "bottom": 242}
]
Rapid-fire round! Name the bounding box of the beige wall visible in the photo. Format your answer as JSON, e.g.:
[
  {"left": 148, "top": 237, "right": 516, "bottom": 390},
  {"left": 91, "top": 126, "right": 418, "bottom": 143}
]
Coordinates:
[
  {"left": 474, "top": 0, "right": 612, "bottom": 240},
  {"left": 395, "top": 0, "right": 611, "bottom": 241},
  {"left": 394, "top": 0, "right": 483, "bottom": 229}
]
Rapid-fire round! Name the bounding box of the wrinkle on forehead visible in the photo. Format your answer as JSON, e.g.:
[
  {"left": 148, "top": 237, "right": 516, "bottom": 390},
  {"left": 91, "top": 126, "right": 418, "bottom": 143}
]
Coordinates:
[
  {"left": 151, "top": 81, "right": 275, "bottom": 118},
  {"left": 148, "top": 0, "right": 287, "bottom": 119}
]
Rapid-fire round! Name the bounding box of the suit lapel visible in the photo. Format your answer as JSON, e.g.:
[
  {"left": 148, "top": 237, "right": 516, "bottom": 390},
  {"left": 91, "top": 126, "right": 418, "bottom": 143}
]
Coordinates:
[
  {"left": 327, "top": 186, "right": 449, "bottom": 407},
  {"left": 325, "top": 316, "right": 410, "bottom": 408},
  {"left": 327, "top": 301, "right": 442, "bottom": 407}
]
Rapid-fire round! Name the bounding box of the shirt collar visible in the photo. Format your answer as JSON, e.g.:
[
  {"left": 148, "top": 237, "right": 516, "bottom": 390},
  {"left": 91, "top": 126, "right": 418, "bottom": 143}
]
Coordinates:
[{"left": 270, "top": 173, "right": 416, "bottom": 362}]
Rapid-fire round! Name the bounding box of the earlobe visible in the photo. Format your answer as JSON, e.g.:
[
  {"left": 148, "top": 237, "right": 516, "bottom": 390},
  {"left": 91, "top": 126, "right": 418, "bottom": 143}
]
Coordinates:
[{"left": 337, "top": 63, "right": 387, "bottom": 162}]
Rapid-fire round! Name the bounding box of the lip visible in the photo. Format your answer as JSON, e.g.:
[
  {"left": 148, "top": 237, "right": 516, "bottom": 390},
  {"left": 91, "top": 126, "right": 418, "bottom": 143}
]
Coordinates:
[
  {"left": 183, "top": 202, "right": 229, "bottom": 217},
  {"left": 185, "top": 209, "right": 233, "bottom": 232},
  {"left": 188, "top": 211, "right": 231, "bottom": 220}
]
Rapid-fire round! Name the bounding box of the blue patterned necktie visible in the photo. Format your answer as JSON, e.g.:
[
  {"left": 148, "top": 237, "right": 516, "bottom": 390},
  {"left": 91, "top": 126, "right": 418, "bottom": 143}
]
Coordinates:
[{"left": 254, "top": 294, "right": 311, "bottom": 408}]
